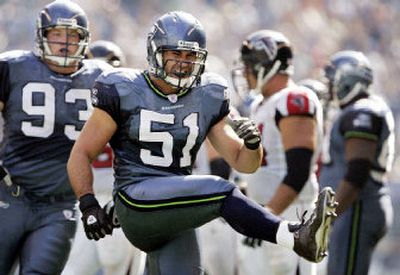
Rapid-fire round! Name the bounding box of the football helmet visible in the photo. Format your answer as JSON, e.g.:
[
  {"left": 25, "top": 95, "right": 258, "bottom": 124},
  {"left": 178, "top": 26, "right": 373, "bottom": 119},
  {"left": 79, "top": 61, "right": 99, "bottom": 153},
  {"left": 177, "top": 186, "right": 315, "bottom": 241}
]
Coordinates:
[
  {"left": 87, "top": 40, "right": 125, "bottom": 67},
  {"left": 146, "top": 11, "right": 207, "bottom": 89},
  {"left": 298, "top": 78, "right": 330, "bottom": 108},
  {"left": 239, "top": 30, "right": 293, "bottom": 92},
  {"left": 35, "top": 0, "right": 90, "bottom": 67},
  {"left": 324, "top": 50, "right": 373, "bottom": 107}
]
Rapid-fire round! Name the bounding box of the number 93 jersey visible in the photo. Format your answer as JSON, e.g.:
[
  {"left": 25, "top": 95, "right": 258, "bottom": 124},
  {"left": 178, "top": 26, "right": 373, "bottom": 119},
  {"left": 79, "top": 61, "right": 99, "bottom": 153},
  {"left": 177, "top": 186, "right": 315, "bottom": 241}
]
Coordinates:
[
  {"left": 92, "top": 70, "right": 230, "bottom": 188},
  {"left": 0, "top": 50, "right": 112, "bottom": 196}
]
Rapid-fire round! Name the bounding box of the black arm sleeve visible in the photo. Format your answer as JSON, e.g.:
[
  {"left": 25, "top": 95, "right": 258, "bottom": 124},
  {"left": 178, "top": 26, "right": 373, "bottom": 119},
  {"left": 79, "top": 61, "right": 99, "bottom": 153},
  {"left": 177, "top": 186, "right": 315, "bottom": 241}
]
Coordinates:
[
  {"left": 282, "top": 148, "right": 313, "bottom": 193},
  {"left": 0, "top": 61, "right": 11, "bottom": 104},
  {"left": 209, "top": 158, "right": 231, "bottom": 180},
  {"left": 344, "top": 158, "right": 371, "bottom": 188}
]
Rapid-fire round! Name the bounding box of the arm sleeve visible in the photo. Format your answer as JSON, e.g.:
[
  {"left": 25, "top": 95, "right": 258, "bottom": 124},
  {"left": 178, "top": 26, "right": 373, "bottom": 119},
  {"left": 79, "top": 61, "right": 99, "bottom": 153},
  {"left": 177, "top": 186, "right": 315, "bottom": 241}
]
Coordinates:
[
  {"left": 339, "top": 109, "right": 382, "bottom": 141},
  {"left": 282, "top": 148, "right": 313, "bottom": 193},
  {"left": 274, "top": 89, "right": 318, "bottom": 126},
  {"left": 91, "top": 81, "right": 121, "bottom": 124},
  {"left": 0, "top": 61, "right": 11, "bottom": 104}
]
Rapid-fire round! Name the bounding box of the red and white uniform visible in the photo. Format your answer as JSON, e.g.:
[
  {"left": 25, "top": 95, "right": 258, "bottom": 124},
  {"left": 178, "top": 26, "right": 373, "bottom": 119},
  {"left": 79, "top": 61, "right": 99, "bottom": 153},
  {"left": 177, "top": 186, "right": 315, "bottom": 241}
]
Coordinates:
[{"left": 238, "top": 86, "right": 324, "bottom": 275}]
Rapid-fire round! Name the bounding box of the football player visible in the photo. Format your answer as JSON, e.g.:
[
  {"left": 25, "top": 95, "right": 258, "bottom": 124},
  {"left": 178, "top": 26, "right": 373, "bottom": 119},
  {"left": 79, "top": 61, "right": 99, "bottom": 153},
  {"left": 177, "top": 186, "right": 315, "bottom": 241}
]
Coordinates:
[
  {"left": 63, "top": 40, "right": 146, "bottom": 275},
  {"left": 234, "top": 30, "right": 327, "bottom": 275},
  {"left": 319, "top": 50, "right": 394, "bottom": 275},
  {"left": 0, "top": 1, "right": 112, "bottom": 274},
  {"left": 67, "top": 11, "right": 337, "bottom": 274}
]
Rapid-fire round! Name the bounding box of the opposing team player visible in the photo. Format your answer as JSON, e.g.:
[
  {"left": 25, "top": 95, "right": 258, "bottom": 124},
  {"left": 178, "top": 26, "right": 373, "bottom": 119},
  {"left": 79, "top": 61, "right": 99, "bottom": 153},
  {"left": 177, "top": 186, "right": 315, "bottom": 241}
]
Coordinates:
[
  {"left": 64, "top": 40, "right": 145, "bottom": 275},
  {"left": 234, "top": 30, "right": 327, "bottom": 275},
  {"left": 67, "top": 11, "right": 337, "bottom": 274},
  {"left": 320, "top": 50, "right": 394, "bottom": 275},
  {"left": 0, "top": 1, "right": 112, "bottom": 274}
]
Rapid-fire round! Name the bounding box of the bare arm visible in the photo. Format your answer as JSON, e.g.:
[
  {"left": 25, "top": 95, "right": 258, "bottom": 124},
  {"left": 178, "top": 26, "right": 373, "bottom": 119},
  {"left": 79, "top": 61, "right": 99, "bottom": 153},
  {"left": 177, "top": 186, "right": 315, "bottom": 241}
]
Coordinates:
[
  {"left": 207, "top": 117, "right": 262, "bottom": 173},
  {"left": 335, "top": 138, "right": 376, "bottom": 215},
  {"left": 67, "top": 108, "right": 117, "bottom": 199},
  {"left": 266, "top": 116, "right": 316, "bottom": 215}
]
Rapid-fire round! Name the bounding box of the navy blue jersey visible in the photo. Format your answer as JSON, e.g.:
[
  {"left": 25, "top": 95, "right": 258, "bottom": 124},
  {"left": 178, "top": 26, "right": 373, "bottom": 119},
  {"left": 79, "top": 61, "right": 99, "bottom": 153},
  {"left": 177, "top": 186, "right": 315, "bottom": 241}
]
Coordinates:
[
  {"left": 320, "top": 95, "right": 395, "bottom": 197},
  {"left": 92, "top": 70, "right": 230, "bottom": 188},
  {"left": 0, "top": 50, "right": 112, "bottom": 196}
]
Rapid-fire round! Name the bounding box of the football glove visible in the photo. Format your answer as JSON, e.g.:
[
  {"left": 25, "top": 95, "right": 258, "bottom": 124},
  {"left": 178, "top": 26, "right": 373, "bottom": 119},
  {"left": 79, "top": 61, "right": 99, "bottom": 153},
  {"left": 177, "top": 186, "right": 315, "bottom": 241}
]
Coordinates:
[
  {"left": 79, "top": 194, "right": 113, "bottom": 241},
  {"left": 226, "top": 116, "right": 261, "bottom": 150}
]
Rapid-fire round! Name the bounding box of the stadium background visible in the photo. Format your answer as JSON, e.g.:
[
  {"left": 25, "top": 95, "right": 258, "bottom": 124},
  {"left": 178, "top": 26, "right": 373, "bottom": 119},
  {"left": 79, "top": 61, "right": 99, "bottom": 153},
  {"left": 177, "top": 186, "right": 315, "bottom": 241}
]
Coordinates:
[{"left": 0, "top": 0, "right": 399, "bottom": 274}]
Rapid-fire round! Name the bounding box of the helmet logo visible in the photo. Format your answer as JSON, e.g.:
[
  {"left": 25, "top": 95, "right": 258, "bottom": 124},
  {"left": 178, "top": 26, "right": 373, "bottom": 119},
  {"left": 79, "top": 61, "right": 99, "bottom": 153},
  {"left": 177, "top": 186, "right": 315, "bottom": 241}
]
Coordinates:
[
  {"left": 254, "top": 38, "right": 277, "bottom": 61},
  {"left": 56, "top": 18, "right": 78, "bottom": 27},
  {"left": 177, "top": 40, "right": 199, "bottom": 50}
]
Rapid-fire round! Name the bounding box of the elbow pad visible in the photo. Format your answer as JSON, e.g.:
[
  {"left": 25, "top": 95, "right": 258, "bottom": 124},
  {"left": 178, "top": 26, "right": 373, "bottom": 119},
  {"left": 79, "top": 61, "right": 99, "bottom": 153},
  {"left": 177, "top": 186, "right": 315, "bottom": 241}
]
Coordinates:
[
  {"left": 282, "top": 148, "right": 313, "bottom": 193},
  {"left": 344, "top": 158, "right": 371, "bottom": 188}
]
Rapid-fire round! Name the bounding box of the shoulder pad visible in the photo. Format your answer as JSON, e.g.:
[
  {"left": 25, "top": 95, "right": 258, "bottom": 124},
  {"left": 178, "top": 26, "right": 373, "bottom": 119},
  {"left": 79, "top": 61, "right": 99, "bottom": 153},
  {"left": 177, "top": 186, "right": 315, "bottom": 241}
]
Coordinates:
[
  {"left": 200, "top": 72, "right": 228, "bottom": 88},
  {"left": 275, "top": 86, "right": 320, "bottom": 117},
  {"left": 97, "top": 68, "right": 143, "bottom": 85}
]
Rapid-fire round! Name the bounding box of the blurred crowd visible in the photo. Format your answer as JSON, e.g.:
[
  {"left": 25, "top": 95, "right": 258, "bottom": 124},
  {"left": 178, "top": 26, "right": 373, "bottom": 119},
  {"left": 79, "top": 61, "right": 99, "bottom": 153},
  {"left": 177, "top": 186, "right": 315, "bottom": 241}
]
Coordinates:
[{"left": 0, "top": 1, "right": 399, "bottom": 273}]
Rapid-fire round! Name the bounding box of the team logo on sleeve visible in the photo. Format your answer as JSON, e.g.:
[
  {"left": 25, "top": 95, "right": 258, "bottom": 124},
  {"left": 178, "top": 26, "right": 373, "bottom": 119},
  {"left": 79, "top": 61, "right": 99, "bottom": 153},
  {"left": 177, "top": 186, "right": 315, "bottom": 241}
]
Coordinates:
[
  {"left": 287, "top": 92, "right": 309, "bottom": 115},
  {"left": 353, "top": 113, "right": 372, "bottom": 128}
]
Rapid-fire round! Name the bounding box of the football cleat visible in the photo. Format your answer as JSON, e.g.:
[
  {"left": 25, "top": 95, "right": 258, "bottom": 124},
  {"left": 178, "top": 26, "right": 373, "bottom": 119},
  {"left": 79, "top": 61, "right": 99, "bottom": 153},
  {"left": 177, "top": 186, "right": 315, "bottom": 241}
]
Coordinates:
[{"left": 289, "top": 187, "right": 338, "bottom": 263}]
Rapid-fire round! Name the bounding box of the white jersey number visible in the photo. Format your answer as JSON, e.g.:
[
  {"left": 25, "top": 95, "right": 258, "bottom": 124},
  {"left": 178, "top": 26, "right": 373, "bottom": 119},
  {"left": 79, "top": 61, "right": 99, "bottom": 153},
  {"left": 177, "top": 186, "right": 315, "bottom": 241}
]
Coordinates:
[
  {"left": 21, "top": 83, "right": 92, "bottom": 140},
  {"left": 139, "top": 110, "right": 199, "bottom": 167}
]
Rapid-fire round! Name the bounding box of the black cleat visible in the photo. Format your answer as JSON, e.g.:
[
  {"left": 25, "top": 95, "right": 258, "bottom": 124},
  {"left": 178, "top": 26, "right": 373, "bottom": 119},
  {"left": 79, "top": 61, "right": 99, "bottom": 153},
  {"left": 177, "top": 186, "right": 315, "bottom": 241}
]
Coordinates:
[{"left": 289, "top": 187, "right": 338, "bottom": 263}]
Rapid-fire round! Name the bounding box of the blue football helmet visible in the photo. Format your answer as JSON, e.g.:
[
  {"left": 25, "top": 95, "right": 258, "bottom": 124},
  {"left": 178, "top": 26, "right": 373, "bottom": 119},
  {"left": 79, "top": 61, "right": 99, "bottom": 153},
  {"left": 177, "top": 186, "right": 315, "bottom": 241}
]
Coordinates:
[
  {"left": 36, "top": 0, "right": 90, "bottom": 67},
  {"left": 87, "top": 40, "right": 125, "bottom": 68},
  {"left": 324, "top": 50, "right": 373, "bottom": 107},
  {"left": 146, "top": 11, "right": 207, "bottom": 89},
  {"left": 238, "top": 30, "right": 293, "bottom": 92}
]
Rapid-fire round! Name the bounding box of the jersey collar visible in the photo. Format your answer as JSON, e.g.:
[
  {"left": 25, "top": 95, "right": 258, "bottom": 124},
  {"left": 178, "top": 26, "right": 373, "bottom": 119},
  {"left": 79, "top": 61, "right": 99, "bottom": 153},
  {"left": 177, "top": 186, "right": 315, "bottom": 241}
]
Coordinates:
[{"left": 143, "top": 72, "right": 191, "bottom": 100}]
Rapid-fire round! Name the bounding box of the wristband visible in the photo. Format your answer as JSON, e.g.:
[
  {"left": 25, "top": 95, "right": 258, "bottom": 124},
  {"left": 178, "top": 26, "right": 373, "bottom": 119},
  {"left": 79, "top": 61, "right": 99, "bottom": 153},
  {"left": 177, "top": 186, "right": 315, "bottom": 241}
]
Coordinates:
[{"left": 79, "top": 193, "right": 100, "bottom": 212}]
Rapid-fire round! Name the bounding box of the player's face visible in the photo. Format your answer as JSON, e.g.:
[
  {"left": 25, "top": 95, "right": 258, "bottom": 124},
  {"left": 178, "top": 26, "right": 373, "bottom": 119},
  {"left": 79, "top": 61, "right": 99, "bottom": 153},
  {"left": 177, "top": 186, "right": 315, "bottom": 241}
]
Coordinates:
[
  {"left": 163, "top": 50, "right": 197, "bottom": 79},
  {"left": 46, "top": 28, "right": 80, "bottom": 60}
]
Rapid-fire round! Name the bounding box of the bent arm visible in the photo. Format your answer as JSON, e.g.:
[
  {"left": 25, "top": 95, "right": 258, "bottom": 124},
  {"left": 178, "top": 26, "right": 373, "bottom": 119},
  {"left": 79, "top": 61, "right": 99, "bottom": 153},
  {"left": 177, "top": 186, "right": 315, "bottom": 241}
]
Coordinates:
[
  {"left": 67, "top": 108, "right": 117, "bottom": 199},
  {"left": 266, "top": 116, "right": 316, "bottom": 214},
  {"left": 207, "top": 117, "right": 262, "bottom": 173},
  {"left": 335, "top": 138, "right": 376, "bottom": 215}
]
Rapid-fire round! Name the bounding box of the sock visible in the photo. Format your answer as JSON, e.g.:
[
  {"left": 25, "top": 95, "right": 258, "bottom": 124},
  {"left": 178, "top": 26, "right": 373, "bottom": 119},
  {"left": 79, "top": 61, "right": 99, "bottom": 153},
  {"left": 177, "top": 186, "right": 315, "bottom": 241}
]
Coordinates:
[
  {"left": 276, "top": 221, "right": 294, "bottom": 249},
  {"left": 220, "top": 188, "right": 281, "bottom": 243}
]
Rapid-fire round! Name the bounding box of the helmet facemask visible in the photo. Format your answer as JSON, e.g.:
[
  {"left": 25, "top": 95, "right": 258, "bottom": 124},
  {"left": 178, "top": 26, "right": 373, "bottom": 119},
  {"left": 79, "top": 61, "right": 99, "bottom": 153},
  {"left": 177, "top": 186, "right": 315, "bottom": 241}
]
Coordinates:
[
  {"left": 146, "top": 11, "right": 208, "bottom": 91},
  {"left": 149, "top": 40, "right": 207, "bottom": 90},
  {"left": 38, "top": 24, "right": 90, "bottom": 67},
  {"left": 35, "top": 1, "right": 90, "bottom": 68}
]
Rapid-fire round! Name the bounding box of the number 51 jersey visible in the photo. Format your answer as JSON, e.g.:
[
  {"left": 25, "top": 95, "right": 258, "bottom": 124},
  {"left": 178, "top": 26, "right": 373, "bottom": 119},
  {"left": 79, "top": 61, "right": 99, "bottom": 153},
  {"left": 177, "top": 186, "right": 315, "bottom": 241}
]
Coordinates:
[
  {"left": 92, "top": 69, "right": 230, "bottom": 189},
  {"left": 0, "top": 50, "right": 111, "bottom": 196}
]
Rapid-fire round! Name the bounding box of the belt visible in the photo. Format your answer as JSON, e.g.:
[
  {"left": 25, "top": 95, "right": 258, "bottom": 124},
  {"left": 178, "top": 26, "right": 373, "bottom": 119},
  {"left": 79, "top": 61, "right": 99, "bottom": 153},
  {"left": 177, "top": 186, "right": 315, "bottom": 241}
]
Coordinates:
[
  {"left": 0, "top": 166, "right": 75, "bottom": 203},
  {"left": 0, "top": 166, "right": 13, "bottom": 187},
  {"left": 23, "top": 192, "right": 76, "bottom": 203}
]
